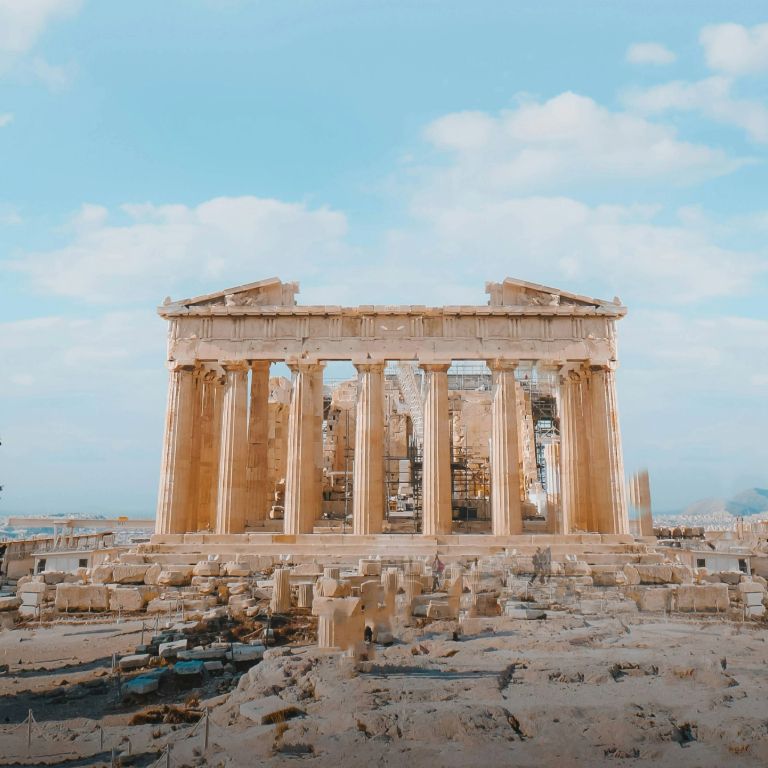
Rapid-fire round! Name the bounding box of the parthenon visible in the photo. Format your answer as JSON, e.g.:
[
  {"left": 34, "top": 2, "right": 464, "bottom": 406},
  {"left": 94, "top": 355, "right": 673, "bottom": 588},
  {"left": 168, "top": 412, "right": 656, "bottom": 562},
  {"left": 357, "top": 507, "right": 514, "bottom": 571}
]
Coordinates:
[{"left": 155, "top": 276, "right": 629, "bottom": 540}]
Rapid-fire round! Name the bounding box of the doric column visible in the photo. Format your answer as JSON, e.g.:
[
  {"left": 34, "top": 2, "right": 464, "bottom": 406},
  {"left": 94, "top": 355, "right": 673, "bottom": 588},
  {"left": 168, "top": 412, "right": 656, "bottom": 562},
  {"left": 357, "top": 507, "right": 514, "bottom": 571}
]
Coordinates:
[
  {"left": 559, "top": 367, "right": 590, "bottom": 533},
  {"left": 270, "top": 568, "right": 291, "bottom": 612},
  {"left": 214, "top": 361, "right": 249, "bottom": 534},
  {"left": 588, "top": 363, "right": 629, "bottom": 534},
  {"left": 636, "top": 469, "right": 654, "bottom": 536},
  {"left": 352, "top": 362, "right": 386, "bottom": 534},
  {"left": 543, "top": 441, "right": 561, "bottom": 532},
  {"left": 156, "top": 363, "right": 197, "bottom": 535},
  {"left": 283, "top": 362, "right": 325, "bottom": 534},
  {"left": 195, "top": 368, "right": 224, "bottom": 531},
  {"left": 489, "top": 360, "right": 523, "bottom": 536},
  {"left": 421, "top": 363, "right": 452, "bottom": 536},
  {"left": 245, "top": 361, "right": 270, "bottom": 526}
]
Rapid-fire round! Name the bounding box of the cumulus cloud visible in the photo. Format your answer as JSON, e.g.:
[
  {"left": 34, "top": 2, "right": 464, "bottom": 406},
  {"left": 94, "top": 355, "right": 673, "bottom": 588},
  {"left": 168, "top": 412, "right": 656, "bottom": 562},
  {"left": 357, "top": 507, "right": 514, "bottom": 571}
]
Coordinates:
[
  {"left": 0, "top": 310, "right": 162, "bottom": 397},
  {"left": 624, "top": 76, "right": 768, "bottom": 143},
  {"left": 421, "top": 93, "right": 740, "bottom": 202},
  {"left": 626, "top": 42, "right": 676, "bottom": 65},
  {"left": 700, "top": 22, "right": 768, "bottom": 75},
  {"left": 9, "top": 196, "right": 351, "bottom": 304},
  {"left": 388, "top": 196, "right": 764, "bottom": 305},
  {"left": 0, "top": 0, "right": 80, "bottom": 73}
]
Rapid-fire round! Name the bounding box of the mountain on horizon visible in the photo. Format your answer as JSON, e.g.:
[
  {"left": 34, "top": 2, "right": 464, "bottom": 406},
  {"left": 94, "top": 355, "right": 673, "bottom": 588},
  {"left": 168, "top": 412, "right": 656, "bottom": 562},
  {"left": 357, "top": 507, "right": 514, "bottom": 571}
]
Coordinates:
[{"left": 680, "top": 487, "right": 768, "bottom": 518}]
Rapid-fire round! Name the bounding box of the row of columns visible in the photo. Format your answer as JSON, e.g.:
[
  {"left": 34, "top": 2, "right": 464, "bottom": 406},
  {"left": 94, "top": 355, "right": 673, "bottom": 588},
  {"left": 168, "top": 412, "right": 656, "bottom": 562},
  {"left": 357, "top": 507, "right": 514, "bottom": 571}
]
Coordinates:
[{"left": 156, "top": 358, "right": 628, "bottom": 537}]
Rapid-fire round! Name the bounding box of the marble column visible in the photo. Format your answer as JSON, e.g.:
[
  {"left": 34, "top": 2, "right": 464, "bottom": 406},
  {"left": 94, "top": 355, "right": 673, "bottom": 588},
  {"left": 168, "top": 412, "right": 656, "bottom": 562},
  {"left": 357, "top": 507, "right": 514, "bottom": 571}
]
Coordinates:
[
  {"left": 558, "top": 367, "right": 585, "bottom": 534},
  {"left": 489, "top": 360, "right": 523, "bottom": 536},
  {"left": 270, "top": 567, "right": 291, "bottom": 612},
  {"left": 156, "top": 363, "right": 196, "bottom": 535},
  {"left": 214, "top": 361, "right": 249, "bottom": 534},
  {"left": 544, "top": 441, "right": 562, "bottom": 533},
  {"left": 245, "top": 361, "right": 271, "bottom": 527},
  {"left": 283, "top": 363, "right": 324, "bottom": 534},
  {"left": 195, "top": 369, "right": 224, "bottom": 531},
  {"left": 352, "top": 362, "right": 386, "bottom": 534},
  {"left": 588, "top": 363, "right": 629, "bottom": 534},
  {"left": 421, "top": 363, "right": 452, "bottom": 536},
  {"left": 636, "top": 469, "right": 654, "bottom": 536}
]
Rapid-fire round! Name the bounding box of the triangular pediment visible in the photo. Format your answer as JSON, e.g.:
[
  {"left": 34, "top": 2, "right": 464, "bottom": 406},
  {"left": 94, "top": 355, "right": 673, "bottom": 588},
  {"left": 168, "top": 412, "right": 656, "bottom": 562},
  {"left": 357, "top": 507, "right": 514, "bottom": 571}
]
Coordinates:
[
  {"left": 161, "top": 277, "right": 299, "bottom": 311},
  {"left": 485, "top": 277, "right": 622, "bottom": 309}
]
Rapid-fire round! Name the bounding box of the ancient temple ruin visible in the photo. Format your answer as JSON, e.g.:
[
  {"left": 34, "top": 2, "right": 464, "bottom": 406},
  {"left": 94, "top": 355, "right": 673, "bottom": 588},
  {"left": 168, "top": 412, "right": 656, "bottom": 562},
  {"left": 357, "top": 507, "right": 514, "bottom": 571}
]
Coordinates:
[{"left": 155, "top": 277, "right": 629, "bottom": 540}]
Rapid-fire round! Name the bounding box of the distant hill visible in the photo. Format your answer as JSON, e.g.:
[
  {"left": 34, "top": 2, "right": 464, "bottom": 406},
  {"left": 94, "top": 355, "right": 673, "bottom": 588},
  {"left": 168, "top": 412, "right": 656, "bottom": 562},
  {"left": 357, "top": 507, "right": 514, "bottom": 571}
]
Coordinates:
[
  {"left": 680, "top": 488, "right": 768, "bottom": 518},
  {"left": 725, "top": 488, "right": 768, "bottom": 517}
]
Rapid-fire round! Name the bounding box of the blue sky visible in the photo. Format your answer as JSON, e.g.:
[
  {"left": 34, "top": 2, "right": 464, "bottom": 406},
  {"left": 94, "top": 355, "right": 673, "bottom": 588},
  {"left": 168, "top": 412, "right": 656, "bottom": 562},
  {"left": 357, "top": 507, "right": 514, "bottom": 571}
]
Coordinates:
[{"left": 1, "top": 1, "right": 767, "bottom": 517}]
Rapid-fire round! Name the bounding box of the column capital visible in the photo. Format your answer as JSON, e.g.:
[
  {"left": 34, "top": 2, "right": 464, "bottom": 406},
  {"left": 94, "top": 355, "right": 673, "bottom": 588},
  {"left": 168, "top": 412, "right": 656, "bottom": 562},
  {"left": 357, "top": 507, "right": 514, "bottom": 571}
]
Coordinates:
[
  {"left": 167, "top": 359, "right": 197, "bottom": 373},
  {"left": 487, "top": 359, "right": 518, "bottom": 373},
  {"left": 419, "top": 362, "right": 451, "bottom": 373},
  {"left": 287, "top": 361, "right": 326, "bottom": 374},
  {"left": 588, "top": 360, "right": 618, "bottom": 374},
  {"left": 353, "top": 361, "right": 386, "bottom": 374},
  {"left": 220, "top": 360, "right": 250, "bottom": 373}
]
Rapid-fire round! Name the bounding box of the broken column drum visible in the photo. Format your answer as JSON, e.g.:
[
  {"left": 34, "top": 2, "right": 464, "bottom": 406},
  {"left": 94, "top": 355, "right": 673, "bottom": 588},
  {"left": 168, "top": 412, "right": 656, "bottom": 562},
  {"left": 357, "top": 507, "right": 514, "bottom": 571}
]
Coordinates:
[{"left": 154, "top": 276, "right": 629, "bottom": 537}]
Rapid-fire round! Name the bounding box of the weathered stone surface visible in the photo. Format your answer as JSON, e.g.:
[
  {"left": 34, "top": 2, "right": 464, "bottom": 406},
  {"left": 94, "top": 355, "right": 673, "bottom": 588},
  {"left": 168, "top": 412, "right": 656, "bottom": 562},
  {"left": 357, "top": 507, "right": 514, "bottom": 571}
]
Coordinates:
[
  {"left": 119, "top": 653, "right": 150, "bottom": 670},
  {"left": 143, "top": 563, "right": 163, "bottom": 585},
  {"left": 623, "top": 565, "right": 641, "bottom": 586},
  {"left": 193, "top": 561, "right": 221, "bottom": 577},
  {"left": 716, "top": 572, "right": 742, "bottom": 586},
  {"left": 676, "top": 584, "right": 729, "bottom": 612},
  {"left": 158, "top": 639, "right": 188, "bottom": 658},
  {"left": 157, "top": 568, "right": 193, "bottom": 586},
  {"left": 123, "top": 675, "right": 159, "bottom": 696},
  {"left": 426, "top": 600, "right": 455, "bottom": 620},
  {"left": 628, "top": 587, "right": 674, "bottom": 612},
  {"left": 90, "top": 565, "right": 113, "bottom": 584},
  {"left": 55, "top": 584, "right": 109, "bottom": 612},
  {"left": 737, "top": 581, "right": 765, "bottom": 595},
  {"left": 315, "top": 577, "right": 351, "bottom": 598},
  {"left": 563, "top": 560, "right": 591, "bottom": 577},
  {"left": 590, "top": 566, "right": 627, "bottom": 587},
  {"left": 41, "top": 571, "right": 67, "bottom": 585},
  {"left": 240, "top": 695, "right": 304, "bottom": 724},
  {"left": 223, "top": 562, "right": 251, "bottom": 577},
  {"left": 109, "top": 587, "right": 145, "bottom": 612},
  {"left": 146, "top": 598, "right": 180, "bottom": 614},
  {"left": 112, "top": 565, "right": 150, "bottom": 584},
  {"left": 0, "top": 596, "right": 21, "bottom": 612}
]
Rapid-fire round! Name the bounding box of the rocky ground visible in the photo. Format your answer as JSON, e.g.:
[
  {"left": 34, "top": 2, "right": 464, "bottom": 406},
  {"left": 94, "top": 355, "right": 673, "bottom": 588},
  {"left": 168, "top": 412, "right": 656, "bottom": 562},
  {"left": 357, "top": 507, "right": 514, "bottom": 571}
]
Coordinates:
[{"left": 1, "top": 612, "right": 767, "bottom": 767}]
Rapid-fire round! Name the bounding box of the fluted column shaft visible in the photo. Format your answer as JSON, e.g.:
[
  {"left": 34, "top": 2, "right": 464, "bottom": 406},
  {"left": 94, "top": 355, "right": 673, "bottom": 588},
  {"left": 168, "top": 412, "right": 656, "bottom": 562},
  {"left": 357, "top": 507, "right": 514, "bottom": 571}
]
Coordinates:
[
  {"left": 421, "top": 363, "right": 452, "bottom": 536},
  {"left": 588, "top": 363, "right": 629, "bottom": 534},
  {"left": 156, "top": 364, "right": 196, "bottom": 535},
  {"left": 283, "top": 363, "right": 325, "bottom": 534},
  {"left": 196, "top": 369, "right": 224, "bottom": 531},
  {"left": 544, "top": 441, "right": 561, "bottom": 533},
  {"left": 559, "top": 368, "right": 592, "bottom": 533},
  {"left": 489, "top": 360, "right": 523, "bottom": 535},
  {"left": 352, "top": 363, "right": 386, "bottom": 534},
  {"left": 245, "top": 361, "right": 271, "bottom": 526},
  {"left": 215, "top": 362, "right": 249, "bottom": 534}
]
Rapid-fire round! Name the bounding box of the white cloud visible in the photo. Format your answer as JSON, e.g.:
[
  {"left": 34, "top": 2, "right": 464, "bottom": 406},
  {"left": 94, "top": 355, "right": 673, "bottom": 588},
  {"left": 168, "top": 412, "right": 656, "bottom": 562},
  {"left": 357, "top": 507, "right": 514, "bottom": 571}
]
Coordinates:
[
  {"left": 0, "top": 310, "right": 161, "bottom": 397},
  {"left": 0, "top": 112, "right": 12, "bottom": 127},
  {"left": 8, "top": 196, "right": 350, "bottom": 303},
  {"left": 388, "top": 196, "right": 764, "bottom": 305},
  {"left": 624, "top": 76, "right": 768, "bottom": 143},
  {"left": 0, "top": 0, "right": 80, "bottom": 91},
  {"left": 626, "top": 42, "right": 676, "bottom": 66},
  {"left": 421, "top": 93, "right": 740, "bottom": 202},
  {"left": 28, "top": 55, "right": 76, "bottom": 90},
  {"left": 0, "top": 0, "right": 80, "bottom": 73},
  {"left": 700, "top": 22, "right": 768, "bottom": 75}
]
